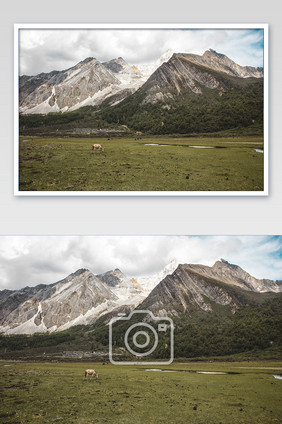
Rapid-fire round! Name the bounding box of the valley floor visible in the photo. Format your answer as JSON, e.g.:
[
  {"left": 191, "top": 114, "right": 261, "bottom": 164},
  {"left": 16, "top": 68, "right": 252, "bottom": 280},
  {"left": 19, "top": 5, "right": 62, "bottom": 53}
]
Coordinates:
[
  {"left": 0, "top": 360, "right": 281, "bottom": 423},
  {"left": 18, "top": 136, "right": 264, "bottom": 192}
]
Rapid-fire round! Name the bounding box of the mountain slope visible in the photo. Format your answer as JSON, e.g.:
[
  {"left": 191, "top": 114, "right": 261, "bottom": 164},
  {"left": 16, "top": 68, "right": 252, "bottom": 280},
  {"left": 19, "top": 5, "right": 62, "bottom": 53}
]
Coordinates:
[
  {"left": 19, "top": 51, "right": 176, "bottom": 115},
  {"left": 182, "top": 49, "right": 263, "bottom": 79},
  {"left": 191, "top": 259, "right": 282, "bottom": 293},
  {"left": 99, "top": 50, "right": 263, "bottom": 135},
  {"left": 140, "top": 262, "right": 281, "bottom": 316},
  {"left": 132, "top": 49, "right": 263, "bottom": 104}
]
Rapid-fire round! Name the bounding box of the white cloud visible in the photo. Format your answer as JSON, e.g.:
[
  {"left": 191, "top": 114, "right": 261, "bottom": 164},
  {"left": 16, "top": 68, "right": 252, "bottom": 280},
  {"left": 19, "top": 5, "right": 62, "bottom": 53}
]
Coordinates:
[
  {"left": 19, "top": 28, "right": 264, "bottom": 75},
  {"left": 0, "top": 236, "right": 281, "bottom": 290}
]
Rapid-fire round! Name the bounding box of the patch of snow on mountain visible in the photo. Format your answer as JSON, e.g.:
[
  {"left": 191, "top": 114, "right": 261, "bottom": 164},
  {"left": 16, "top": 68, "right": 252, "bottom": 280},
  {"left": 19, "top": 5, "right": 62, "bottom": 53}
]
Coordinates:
[
  {"left": 20, "top": 93, "right": 61, "bottom": 115},
  {"left": 136, "top": 259, "right": 179, "bottom": 292},
  {"left": 6, "top": 302, "right": 47, "bottom": 335},
  {"left": 137, "top": 49, "right": 173, "bottom": 77}
]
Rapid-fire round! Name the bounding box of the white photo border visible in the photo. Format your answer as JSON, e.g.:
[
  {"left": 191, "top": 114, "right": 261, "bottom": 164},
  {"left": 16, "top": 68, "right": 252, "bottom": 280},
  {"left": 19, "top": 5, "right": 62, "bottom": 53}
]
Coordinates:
[{"left": 14, "top": 23, "right": 269, "bottom": 197}]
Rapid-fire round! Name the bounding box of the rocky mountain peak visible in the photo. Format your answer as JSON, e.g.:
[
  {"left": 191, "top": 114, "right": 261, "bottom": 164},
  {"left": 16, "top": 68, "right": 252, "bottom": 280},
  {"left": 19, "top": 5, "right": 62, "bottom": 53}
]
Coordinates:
[
  {"left": 204, "top": 48, "right": 225, "bottom": 58},
  {"left": 70, "top": 268, "right": 89, "bottom": 277},
  {"left": 80, "top": 56, "right": 95, "bottom": 64},
  {"left": 96, "top": 268, "right": 129, "bottom": 287},
  {"left": 103, "top": 57, "right": 130, "bottom": 73},
  {"left": 140, "top": 261, "right": 282, "bottom": 318},
  {"left": 213, "top": 259, "right": 238, "bottom": 269},
  {"left": 211, "top": 259, "right": 282, "bottom": 293}
]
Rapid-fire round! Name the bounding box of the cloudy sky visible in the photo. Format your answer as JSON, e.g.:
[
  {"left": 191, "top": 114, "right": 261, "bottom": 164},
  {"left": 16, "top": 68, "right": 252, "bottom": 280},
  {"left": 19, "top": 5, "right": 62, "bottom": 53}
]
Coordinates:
[
  {"left": 19, "top": 28, "right": 264, "bottom": 76},
  {"left": 0, "top": 236, "right": 281, "bottom": 290}
]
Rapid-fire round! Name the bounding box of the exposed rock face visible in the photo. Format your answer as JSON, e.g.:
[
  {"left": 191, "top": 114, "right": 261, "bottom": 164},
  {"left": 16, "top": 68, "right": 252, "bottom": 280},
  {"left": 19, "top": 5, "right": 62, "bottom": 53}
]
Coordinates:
[
  {"left": 187, "top": 259, "right": 282, "bottom": 293},
  {"left": 187, "top": 49, "right": 263, "bottom": 79},
  {"left": 19, "top": 58, "right": 120, "bottom": 114},
  {"left": 0, "top": 284, "right": 56, "bottom": 325},
  {"left": 141, "top": 265, "right": 237, "bottom": 316},
  {"left": 97, "top": 268, "right": 132, "bottom": 287},
  {"left": 139, "top": 49, "right": 263, "bottom": 104},
  {"left": 140, "top": 261, "right": 281, "bottom": 316}
]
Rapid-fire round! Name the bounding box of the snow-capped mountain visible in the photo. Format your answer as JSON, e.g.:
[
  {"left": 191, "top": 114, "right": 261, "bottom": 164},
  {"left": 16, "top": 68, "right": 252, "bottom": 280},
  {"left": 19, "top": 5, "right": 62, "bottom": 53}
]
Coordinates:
[
  {"left": 97, "top": 268, "right": 145, "bottom": 307},
  {"left": 20, "top": 57, "right": 119, "bottom": 114},
  {"left": 135, "top": 259, "right": 179, "bottom": 293},
  {"left": 0, "top": 269, "right": 119, "bottom": 334},
  {"left": 135, "top": 49, "right": 174, "bottom": 77},
  {"left": 19, "top": 53, "right": 160, "bottom": 114},
  {"left": 0, "top": 262, "right": 176, "bottom": 335},
  {"left": 1, "top": 259, "right": 280, "bottom": 335},
  {"left": 19, "top": 50, "right": 176, "bottom": 114},
  {"left": 19, "top": 49, "right": 263, "bottom": 115}
]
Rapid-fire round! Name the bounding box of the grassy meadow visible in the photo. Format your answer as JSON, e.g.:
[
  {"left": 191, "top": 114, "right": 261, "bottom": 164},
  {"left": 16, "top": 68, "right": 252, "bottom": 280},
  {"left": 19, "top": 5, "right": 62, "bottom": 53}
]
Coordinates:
[
  {"left": 18, "top": 136, "right": 264, "bottom": 192},
  {"left": 0, "top": 360, "right": 281, "bottom": 424}
]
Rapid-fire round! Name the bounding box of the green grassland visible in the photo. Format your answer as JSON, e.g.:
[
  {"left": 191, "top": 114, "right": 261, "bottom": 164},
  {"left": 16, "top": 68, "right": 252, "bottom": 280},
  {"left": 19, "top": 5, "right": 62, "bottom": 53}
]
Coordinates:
[
  {"left": 18, "top": 136, "right": 264, "bottom": 192},
  {"left": 0, "top": 361, "right": 281, "bottom": 424}
]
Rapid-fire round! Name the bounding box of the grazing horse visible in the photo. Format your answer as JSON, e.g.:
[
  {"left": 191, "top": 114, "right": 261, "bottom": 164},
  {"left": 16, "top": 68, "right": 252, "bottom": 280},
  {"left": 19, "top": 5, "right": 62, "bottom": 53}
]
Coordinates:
[
  {"left": 92, "top": 144, "right": 104, "bottom": 152},
  {"left": 85, "top": 369, "right": 99, "bottom": 379}
]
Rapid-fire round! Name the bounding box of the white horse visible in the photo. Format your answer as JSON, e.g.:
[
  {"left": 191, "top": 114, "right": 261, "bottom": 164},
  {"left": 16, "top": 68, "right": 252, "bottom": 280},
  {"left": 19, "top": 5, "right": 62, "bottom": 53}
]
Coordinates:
[
  {"left": 92, "top": 144, "right": 104, "bottom": 152},
  {"left": 85, "top": 369, "right": 99, "bottom": 379}
]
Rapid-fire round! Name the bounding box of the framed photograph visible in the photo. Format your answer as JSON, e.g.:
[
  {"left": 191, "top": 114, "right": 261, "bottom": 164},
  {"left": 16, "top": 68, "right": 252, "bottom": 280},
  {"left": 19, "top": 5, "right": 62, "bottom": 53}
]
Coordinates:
[
  {"left": 14, "top": 24, "right": 268, "bottom": 196},
  {"left": 0, "top": 235, "right": 281, "bottom": 423}
]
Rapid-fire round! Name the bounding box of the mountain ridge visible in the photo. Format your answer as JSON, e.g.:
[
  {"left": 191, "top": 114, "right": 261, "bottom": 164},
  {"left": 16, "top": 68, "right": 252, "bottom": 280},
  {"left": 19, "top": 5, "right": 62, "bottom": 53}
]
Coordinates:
[
  {"left": 0, "top": 262, "right": 178, "bottom": 334},
  {"left": 140, "top": 261, "right": 281, "bottom": 318},
  {"left": 19, "top": 49, "right": 263, "bottom": 116},
  {"left": 1, "top": 259, "right": 279, "bottom": 335},
  {"left": 137, "top": 50, "right": 263, "bottom": 105}
]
